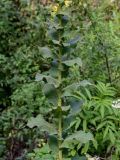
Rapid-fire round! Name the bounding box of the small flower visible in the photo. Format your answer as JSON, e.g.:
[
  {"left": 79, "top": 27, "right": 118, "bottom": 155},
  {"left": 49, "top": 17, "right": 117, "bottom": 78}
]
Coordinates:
[
  {"left": 111, "top": 0, "right": 115, "bottom": 2},
  {"left": 83, "top": 3, "right": 87, "bottom": 8},
  {"left": 88, "top": 157, "right": 100, "bottom": 160},
  {"left": 64, "top": 0, "right": 72, "bottom": 7},
  {"left": 86, "top": 154, "right": 100, "bottom": 160},
  {"left": 51, "top": 4, "right": 59, "bottom": 13},
  {"left": 112, "top": 99, "right": 120, "bottom": 109}
]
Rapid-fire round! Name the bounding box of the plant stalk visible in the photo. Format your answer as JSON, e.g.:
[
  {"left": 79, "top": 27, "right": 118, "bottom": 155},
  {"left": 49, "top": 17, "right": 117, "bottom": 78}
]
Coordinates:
[{"left": 58, "top": 49, "right": 63, "bottom": 160}]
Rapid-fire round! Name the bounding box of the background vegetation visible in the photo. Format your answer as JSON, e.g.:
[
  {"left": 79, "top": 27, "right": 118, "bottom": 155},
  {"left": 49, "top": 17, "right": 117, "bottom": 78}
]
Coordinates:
[{"left": 0, "top": 0, "right": 120, "bottom": 160}]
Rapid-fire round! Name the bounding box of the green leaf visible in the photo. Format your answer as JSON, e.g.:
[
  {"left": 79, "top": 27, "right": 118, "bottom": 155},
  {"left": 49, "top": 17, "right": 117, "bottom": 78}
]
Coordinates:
[
  {"left": 43, "top": 84, "right": 58, "bottom": 106},
  {"left": 97, "top": 121, "right": 107, "bottom": 130},
  {"left": 81, "top": 142, "right": 89, "bottom": 154},
  {"left": 83, "top": 120, "right": 87, "bottom": 131},
  {"left": 39, "top": 46, "right": 52, "bottom": 58},
  {"left": 72, "top": 155, "right": 87, "bottom": 160},
  {"left": 67, "top": 36, "right": 80, "bottom": 46},
  {"left": 63, "top": 83, "right": 79, "bottom": 96},
  {"left": 38, "top": 144, "right": 51, "bottom": 154},
  {"left": 35, "top": 73, "right": 59, "bottom": 88},
  {"left": 62, "top": 42, "right": 70, "bottom": 47},
  {"left": 62, "top": 57, "right": 82, "bottom": 67},
  {"left": 100, "top": 105, "right": 105, "bottom": 118},
  {"left": 109, "top": 129, "right": 115, "bottom": 144},
  {"left": 52, "top": 40, "right": 60, "bottom": 45},
  {"left": 63, "top": 80, "right": 92, "bottom": 97},
  {"left": 70, "top": 99, "right": 83, "bottom": 115},
  {"left": 48, "top": 28, "right": 58, "bottom": 40},
  {"left": 75, "top": 118, "right": 81, "bottom": 130},
  {"left": 92, "top": 139, "right": 98, "bottom": 149},
  {"left": 79, "top": 80, "right": 92, "bottom": 87},
  {"left": 63, "top": 115, "right": 75, "bottom": 131},
  {"left": 84, "top": 88, "right": 92, "bottom": 100},
  {"left": 61, "top": 131, "right": 93, "bottom": 148},
  {"left": 103, "top": 126, "right": 109, "bottom": 139},
  {"left": 96, "top": 82, "right": 116, "bottom": 97},
  {"left": 27, "top": 114, "right": 57, "bottom": 134},
  {"left": 90, "top": 116, "right": 101, "bottom": 126},
  {"left": 71, "top": 149, "right": 76, "bottom": 156},
  {"left": 48, "top": 135, "right": 58, "bottom": 154},
  {"left": 62, "top": 105, "right": 70, "bottom": 112}
]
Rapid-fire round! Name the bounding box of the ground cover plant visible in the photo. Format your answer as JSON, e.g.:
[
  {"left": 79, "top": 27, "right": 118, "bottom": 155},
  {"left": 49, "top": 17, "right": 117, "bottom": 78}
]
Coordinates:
[{"left": 0, "top": 0, "right": 120, "bottom": 160}]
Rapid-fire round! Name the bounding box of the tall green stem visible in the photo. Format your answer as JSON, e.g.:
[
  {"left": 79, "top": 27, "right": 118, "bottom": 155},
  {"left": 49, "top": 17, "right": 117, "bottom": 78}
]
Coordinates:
[{"left": 58, "top": 49, "right": 63, "bottom": 160}]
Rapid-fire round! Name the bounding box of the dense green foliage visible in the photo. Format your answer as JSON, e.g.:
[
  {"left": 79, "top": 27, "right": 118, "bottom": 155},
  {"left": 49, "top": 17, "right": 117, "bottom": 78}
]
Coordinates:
[{"left": 0, "top": 0, "right": 120, "bottom": 160}]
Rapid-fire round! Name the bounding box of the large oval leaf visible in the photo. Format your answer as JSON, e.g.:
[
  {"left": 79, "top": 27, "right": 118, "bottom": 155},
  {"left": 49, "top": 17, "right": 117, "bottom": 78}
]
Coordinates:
[
  {"left": 61, "top": 131, "right": 93, "bottom": 148},
  {"left": 43, "top": 83, "right": 58, "bottom": 106},
  {"left": 27, "top": 114, "right": 57, "bottom": 134},
  {"left": 39, "top": 46, "right": 52, "bottom": 58},
  {"left": 62, "top": 57, "right": 82, "bottom": 67},
  {"left": 35, "top": 73, "right": 60, "bottom": 88}
]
